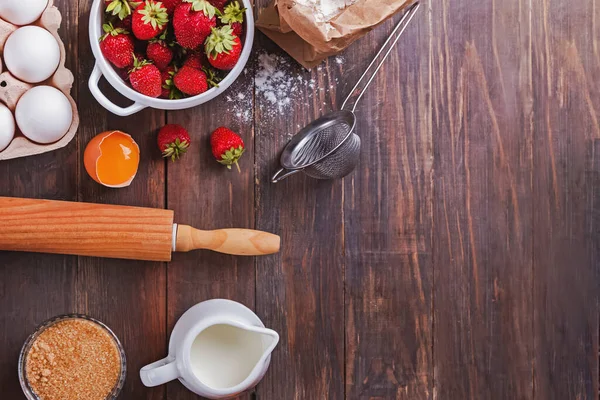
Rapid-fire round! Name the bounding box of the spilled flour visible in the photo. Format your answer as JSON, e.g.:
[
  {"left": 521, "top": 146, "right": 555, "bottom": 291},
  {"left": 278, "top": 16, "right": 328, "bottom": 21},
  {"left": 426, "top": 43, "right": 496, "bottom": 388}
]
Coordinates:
[
  {"left": 224, "top": 52, "right": 346, "bottom": 120},
  {"left": 225, "top": 91, "right": 252, "bottom": 122},
  {"left": 224, "top": 68, "right": 253, "bottom": 122},
  {"left": 255, "top": 52, "right": 297, "bottom": 113}
]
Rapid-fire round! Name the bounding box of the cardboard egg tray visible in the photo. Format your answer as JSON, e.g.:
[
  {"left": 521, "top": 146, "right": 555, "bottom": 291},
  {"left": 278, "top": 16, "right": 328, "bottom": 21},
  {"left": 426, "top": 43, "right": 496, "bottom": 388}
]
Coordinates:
[{"left": 0, "top": 0, "right": 79, "bottom": 161}]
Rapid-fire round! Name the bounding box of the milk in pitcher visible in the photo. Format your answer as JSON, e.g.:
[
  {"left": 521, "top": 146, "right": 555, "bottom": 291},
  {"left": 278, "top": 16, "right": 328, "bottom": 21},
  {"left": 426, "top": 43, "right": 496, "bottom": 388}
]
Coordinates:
[{"left": 190, "top": 324, "right": 266, "bottom": 389}]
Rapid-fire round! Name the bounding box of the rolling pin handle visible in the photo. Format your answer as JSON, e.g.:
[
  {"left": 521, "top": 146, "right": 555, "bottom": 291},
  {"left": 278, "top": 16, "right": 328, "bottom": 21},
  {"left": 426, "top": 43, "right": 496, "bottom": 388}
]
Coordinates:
[{"left": 175, "top": 225, "right": 280, "bottom": 256}]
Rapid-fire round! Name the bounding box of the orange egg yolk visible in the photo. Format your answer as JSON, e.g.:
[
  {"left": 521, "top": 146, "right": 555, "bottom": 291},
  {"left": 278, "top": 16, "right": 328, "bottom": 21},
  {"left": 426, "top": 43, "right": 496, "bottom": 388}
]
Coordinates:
[{"left": 96, "top": 133, "right": 140, "bottom": 186}]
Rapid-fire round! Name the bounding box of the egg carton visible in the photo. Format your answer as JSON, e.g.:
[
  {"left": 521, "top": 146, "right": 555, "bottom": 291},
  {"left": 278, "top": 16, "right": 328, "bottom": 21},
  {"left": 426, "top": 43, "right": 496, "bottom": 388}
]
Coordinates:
[{"left": 0, "top": 0, "right": 79, "bottom": 161}]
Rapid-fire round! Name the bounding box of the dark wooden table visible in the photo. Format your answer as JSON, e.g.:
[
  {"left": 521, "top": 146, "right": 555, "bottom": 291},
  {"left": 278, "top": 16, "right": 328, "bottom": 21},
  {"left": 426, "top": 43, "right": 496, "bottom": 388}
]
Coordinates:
[{"left": 1, "top": 0, "right": 599, "bottom": 399}]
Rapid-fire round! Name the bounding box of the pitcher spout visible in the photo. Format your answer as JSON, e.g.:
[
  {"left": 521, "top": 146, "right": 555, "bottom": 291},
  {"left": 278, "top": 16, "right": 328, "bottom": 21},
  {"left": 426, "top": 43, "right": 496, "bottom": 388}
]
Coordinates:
[
  {"left": 255, "top": 327, "right": 279, "bottom": 357},
  {"left": 237, "top": 324, "right": 279, "bottom": 358},
  {"left": 232, "top": 324, "right": 279, "bottom": 390}
]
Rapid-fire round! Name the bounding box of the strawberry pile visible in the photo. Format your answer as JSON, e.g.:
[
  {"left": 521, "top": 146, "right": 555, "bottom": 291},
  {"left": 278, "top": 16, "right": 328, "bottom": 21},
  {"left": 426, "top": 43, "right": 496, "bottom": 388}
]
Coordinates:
[{"left": 100, "top": 0, "right": 246, "bottom": 99}]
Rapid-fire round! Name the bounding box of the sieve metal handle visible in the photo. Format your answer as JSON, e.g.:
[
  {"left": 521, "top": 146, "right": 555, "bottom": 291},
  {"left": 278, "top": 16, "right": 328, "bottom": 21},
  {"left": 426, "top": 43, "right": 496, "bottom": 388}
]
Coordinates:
[
  {"left": 341, "top": 2, "right": 420, "bottom": 112},
  {"left": 272, "top": 168, "right": 302, "bottom": 183}
]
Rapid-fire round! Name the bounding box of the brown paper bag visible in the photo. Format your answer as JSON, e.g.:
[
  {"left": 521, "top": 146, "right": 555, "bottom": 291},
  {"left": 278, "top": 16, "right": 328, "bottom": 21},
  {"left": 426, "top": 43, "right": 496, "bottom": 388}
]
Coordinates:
[{"left": 256, "top": 0, "right": 410, "bottom": 69}]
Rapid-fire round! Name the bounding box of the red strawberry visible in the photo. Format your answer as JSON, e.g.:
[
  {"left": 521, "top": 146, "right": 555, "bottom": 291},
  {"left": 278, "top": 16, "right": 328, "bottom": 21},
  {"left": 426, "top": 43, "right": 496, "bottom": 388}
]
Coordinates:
[
  {"left": 205, "top": 25, "right": 242, "bottom": 70},
  {"left": 115, "top": 14, "right": 133, "bottom": 30},
  {"left": 229, "top": 22, "right": 243, "bottom": 37},
  {"left": 158, "top": 124, "right": 190, "bottom": 161},
  {"left": 147, "top": 40, "right": 173, "bottom": 70},
  {"left": 99, "top": 23, "right": 134, "bottom": 68},
  {"left": 183, "top": 52, "right": 203, "bottom": 69},
  {"left": 208, "top": 0, "right": 227, "bottom": 11},
  {"left": 220, "top": 1, "right": 245, "bottom": 36},
  {"left": 173, "top": 66, "right": 208, "bottom": 95},
  {"left": 132, "top": 0, "right": 169, "bottom": 40},
  {"left": 210, "top": 127, "right": 245, "bottom": 172},
  {"left": 129, "top": 57, "right": 162, "bottom": 97},
  {"left": 160, "top": 0, "right": 183, "bottom": 13},
  {"left": 173, "top": 0, "right": 217, "bottom": 49},
  {"left": 160, "top": 65, "right": 183, "bottom": 99},
  {"left": 105, "top": 0, "right": 141, "bottom": 19}
]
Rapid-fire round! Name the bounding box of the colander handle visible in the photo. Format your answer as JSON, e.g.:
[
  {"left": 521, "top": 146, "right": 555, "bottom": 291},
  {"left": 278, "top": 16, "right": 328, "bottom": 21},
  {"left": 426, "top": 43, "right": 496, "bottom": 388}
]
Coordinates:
[
  {"left": 88, "top": 64, "right": 147, "bottom": 117},
  {"left": 272, "top": 168, "right": 302, "bottom": 183},
  {"left": 341, "top": 2, "right": 420, "bottom": 112}
]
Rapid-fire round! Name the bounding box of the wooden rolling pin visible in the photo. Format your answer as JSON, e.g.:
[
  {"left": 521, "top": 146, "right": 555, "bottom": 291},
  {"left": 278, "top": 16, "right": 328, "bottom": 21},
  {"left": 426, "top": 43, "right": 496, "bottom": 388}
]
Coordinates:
[{"left": 0, "top": 197, "right": 280, "bottom": 261}]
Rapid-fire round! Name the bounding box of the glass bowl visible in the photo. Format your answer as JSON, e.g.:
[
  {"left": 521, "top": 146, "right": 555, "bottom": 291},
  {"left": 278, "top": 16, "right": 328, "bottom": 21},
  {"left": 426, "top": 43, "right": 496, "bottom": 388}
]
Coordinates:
[{"left": 18, "top": 314, "right": 127, "bottom": 400}]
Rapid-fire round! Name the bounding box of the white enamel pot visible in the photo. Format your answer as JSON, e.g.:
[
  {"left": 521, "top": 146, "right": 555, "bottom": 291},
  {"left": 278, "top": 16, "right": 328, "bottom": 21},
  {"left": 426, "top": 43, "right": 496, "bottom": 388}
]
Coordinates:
[{"left": 88, "top": 0, "right": 254, "bottom": 116}]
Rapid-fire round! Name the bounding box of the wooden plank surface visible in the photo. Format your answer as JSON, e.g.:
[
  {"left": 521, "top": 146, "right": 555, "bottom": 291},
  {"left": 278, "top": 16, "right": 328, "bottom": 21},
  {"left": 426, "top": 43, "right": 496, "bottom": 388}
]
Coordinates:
[
  {"left": 531, "top": 0, "right": 599, "bottom": 397},
  {"left": 253, "top": 18, "right": 346, "bottom": 400},
  {"left": 343, "top": 6, "right": 432, "bottom": 399},
  {"left": 0, "top": 0, "right": 598, "bottom": 399},
  {"left": 431, "top": 0, "right": 535, "bottom": 397}
]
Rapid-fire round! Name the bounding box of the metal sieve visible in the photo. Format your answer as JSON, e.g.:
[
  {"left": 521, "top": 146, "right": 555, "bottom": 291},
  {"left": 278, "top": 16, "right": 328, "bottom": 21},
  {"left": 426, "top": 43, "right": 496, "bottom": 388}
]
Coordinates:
[{"left": 271, "top": 1, "right": 420, "bottom": 183}]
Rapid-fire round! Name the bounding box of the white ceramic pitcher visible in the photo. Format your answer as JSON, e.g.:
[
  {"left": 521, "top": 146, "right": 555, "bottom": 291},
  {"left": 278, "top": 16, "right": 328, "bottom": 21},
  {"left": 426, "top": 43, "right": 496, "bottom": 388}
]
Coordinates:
[{"left": 140, "top": 299, "right": 279, "bottom": 399}]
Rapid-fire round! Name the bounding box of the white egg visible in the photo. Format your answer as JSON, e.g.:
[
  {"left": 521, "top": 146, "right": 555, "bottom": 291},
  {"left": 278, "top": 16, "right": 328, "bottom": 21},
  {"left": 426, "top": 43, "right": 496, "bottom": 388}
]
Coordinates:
[
  {"left": 16, "top": 86, "right": 72, "bottom": 144},
  {"left": 0, "top": 103, "right": 15, "bottom": 151},
  {"left": 4, "top": 26, "right": 60, "bottom": 83},
  {"left": 0, "top": 0, "right": 48, "bottom": 25}
]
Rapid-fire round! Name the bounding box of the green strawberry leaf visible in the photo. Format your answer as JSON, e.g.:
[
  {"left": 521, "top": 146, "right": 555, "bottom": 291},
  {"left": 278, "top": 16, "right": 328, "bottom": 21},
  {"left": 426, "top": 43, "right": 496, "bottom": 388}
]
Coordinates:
[
  {"left": 220, "top": 1, "right": 245, "bottom": 24},
  {"left": 140, "top": 2, "right": 169, "bottom": 29},
  {"left": 188, "top": 0, "right": 217, "bottom": 19},
  {"left": 118, "top": 2, "right": 131, "bottom": 19},
  {"left": 106, "top": 1, "right": 119, "bottom": 12},
  {"left": 217, "top": 145, "right": 245, "bottom": 172},
  {"left": 162, "top": 138, "right": 190, "bottom": 162},
  {"left": 205, "top": 26, "right": 236, "bottom": 57},
  {"left": 202, "top": 67, "right": 222, "bottom": 88}
]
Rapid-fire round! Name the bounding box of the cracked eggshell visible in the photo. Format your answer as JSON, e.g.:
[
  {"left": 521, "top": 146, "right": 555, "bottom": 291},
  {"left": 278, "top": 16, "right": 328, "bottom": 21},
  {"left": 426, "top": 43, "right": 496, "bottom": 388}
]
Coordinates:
[
  {"left": 16, "top": 86, "right": 72, "bottom": 144},
  {"left": 0, "top": 0, "right": 48, "bottom": 25},
  {"left": 4, "top": 26, "right": 60, "bottom": 83},
  {"left": 0, "top": 103, "right": 15, "bottom": 151}
]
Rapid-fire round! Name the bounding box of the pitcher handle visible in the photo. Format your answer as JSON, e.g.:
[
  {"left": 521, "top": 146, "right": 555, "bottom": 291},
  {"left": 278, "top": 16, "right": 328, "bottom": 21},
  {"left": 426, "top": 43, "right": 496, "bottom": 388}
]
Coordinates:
[{"left": 140, "top": 358, "right": 180, "bottom": 387}]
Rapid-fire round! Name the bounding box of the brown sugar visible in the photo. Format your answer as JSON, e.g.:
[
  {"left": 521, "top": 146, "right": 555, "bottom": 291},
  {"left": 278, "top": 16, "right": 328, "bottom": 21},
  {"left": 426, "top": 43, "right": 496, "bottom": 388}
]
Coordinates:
[{"left": 25, "top": 318, "right": 122, "bottom": 400}]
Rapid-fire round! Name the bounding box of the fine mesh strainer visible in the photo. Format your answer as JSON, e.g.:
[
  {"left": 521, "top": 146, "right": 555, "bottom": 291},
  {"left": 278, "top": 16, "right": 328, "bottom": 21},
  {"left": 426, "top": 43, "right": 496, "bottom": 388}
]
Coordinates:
[{"left": 271, "top": 1, "right": 420, "bottom": 183}]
